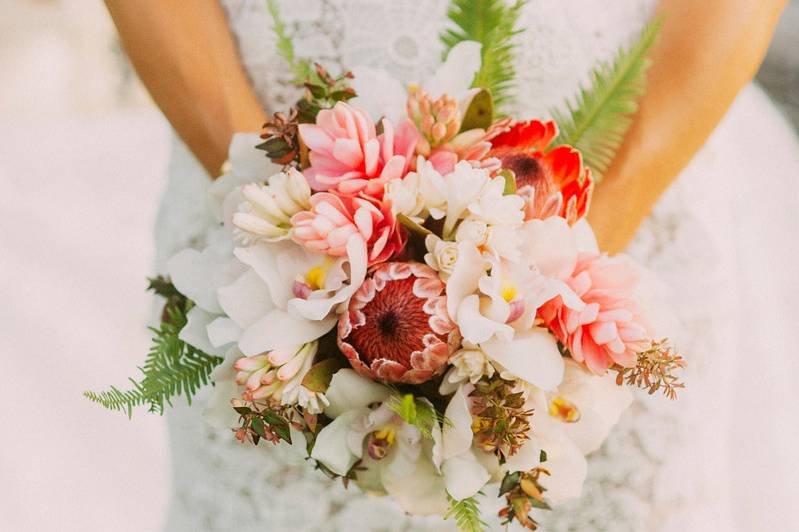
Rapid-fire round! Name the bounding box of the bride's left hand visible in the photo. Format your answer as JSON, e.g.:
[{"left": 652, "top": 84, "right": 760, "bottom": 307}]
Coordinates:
[{"left": 587, "top": 0, "right": 786, "bottom": 253}]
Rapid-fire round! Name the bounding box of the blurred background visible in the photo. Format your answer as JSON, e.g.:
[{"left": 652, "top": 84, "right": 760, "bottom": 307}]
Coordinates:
[{"left": 0, "top": 1, "right": 797, "bottom": 531}]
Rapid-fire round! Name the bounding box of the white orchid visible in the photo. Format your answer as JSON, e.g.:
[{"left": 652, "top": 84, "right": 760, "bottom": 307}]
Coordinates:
[
  {"left": 504, "top": 360, "right": 633, "bottom": 505},
  {"left": 311, "top": 370, "right": 449, "bottom": 515},
  {"left": 349, "top": 41, "right": 482, "bottom": 125},
  {"left": 208, "top": 239, "right": 365, "bottom": 356},
  {"left": 434, "top": 384, "right": 497, "bottom": 501}
]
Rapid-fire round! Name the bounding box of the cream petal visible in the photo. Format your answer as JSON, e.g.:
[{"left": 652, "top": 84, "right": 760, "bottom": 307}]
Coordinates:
[
  {"left": 457, "top": 294, "right": 515, "bottom": 344},
  {"left": 442, "top": 385, "right": 474, "bottom": 460},
  {"left": 238, "top": 309, "right": 335, "bottom": 356},
  {"left": 445, "top": 241, "right": 487, "bottom": 319},
  {"left": 324, "top": 369, "right": 390, "bottom": 419},
  {"left": 179, "top": 306, "right": 221, "bottom": 356},
  {"left": 533, "top": 431, "right": 588, "bottom": 505},
  {"left": 423, "top": 40, "right": 482, "bottom": 99},
  {"left": 572, "top": 219, "right": 600, "bottom": 253},
  {"left": 289, "top": 234, "right": 368, "bottom": 321},
  {"left": 442, "top": 450, "right": 490, "bottom": 501},
  {"left": 520, "top": 218, "right": 579, "bottom": 280},
  {"left": 310, "top": 409, "right": 364, "bottom": 476},
  {"left": 381, "top": 455, "right": 449, "bottom": 516},
  {"left": 234, "top": 242, "right": 294, "bottom": 309},
  {"left": 504, "top": 436, "right": 542, "bottom": 473},
  {"left": 557, "top": 360, "right": 634, "bottom": 454},
  {"left": 348, "top": 66, "right": 406, "bottom": 124},
  {"left": 482, "top": 328, "right": 565, "bottom": 390},
  {"left": 206, "top": 317, "right": 242, "bottom": 348},
  {"left": 167, "top": 239, "right": 240, "bottom": 314},
  {"left": 202, "top": 347, "right": 242, "bottom": 429},
  {"left": 217, "top": 269, "right": 275, "bottom": 329}
]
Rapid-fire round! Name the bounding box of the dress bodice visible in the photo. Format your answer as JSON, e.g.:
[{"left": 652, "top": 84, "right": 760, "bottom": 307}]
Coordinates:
[{"left": 220, "top": 0, "right": 656, "bottom": 118}]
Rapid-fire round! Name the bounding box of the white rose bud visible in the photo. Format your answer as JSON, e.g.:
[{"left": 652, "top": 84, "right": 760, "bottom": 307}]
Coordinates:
[{"left": 424, "top": 234, "right": 459, "bottom": 280}]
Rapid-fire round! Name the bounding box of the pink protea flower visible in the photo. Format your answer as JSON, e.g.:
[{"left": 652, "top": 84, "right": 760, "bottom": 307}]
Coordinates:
[
  {"left": 290, "top": 192, "right": 404, "bottom": 265},
  {"left": 298, "top": 102, "right": 419, "bottom": 197},
  {"left": 538, "top": 253, "right": 651, "bottom": 375},
  {"left": 338, "top": 262, "right": 456, "bottom": 384}
]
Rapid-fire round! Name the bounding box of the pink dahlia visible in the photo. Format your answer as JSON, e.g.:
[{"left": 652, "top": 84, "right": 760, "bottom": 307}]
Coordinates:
[
  {"left": 338, "top": 262, "right": 456, "bottom": 384},
  {"left": 298, "top": 102, "right": 419, "bottom": 197},
  {"left": 538, "top": 253, "right": 651, "bottom": 375},
  {"left": 290, "top": 192, "right": 404, "bottom": 265}
]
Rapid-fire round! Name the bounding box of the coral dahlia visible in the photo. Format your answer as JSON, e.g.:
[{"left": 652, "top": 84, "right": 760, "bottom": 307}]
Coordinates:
[
  {"left": 338, "top": 262, "right": 456, "bottom": 384},
  {"left": 538, "top": 253, "right": 652, "bottom": 375},
  {"left": 487, "top": 120, "right": 593, "bottom": 225}
]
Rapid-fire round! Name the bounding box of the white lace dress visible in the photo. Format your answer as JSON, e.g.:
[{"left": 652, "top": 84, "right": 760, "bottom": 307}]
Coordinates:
[{"left": 154, "top": 1, "right": 799, "bottom": 530}]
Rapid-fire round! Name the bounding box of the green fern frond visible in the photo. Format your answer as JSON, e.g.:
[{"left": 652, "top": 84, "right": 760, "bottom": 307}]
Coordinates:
[
  {"left": 85, "top": 290, "right": 223, "bottom": 418},
  {"left": 441, "top": 0, "right": 527, "bottom": 113},
  {"left": 445, "top": 494, "right": 487, "bottom": 532},
  {"left": 551, "top": 19, "right": 662, "bottom": 181},
  {"left": 84, "top": 384, "right": 146, "bottom": 418},
  {"left": 266, "top": 0, "right": 312, "bottom": 83}
]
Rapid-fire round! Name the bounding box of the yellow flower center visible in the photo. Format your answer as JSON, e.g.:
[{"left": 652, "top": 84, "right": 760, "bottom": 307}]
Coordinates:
[
  {"left": 501, "top": 282, "right": 518, "bottom": 303},
  {"left": 304, "top": 262, "right": 329, "bottom": 291},
  {"left": 548, "top": 396, "right": 581, "bottom": 423},
  {"left": 373, "top": 426, "right": 396, "bottom": 446}
]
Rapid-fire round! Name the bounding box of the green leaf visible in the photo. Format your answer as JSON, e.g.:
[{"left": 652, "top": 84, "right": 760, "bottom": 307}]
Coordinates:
[
  {"left": 445, "top": 494, "right": 487, "bottom": 532},
  {"left": 266, "top": 0, "right": 312, "bottom": 83},
  {"left": 251, "top": 416, "right": 267, "bottom": 439},
  {"left": 398, "top": 214, "right": 432, "bottom": 236},
  {"left": 301, "top": 357, "right": 347, "bottom": 393},
  {"left": 539, "top": 449, "right": 548, "bottom": 463},
  {"left": 460, "top": 89, "right": 494, "bottom": 131},
  {"left": 441, "top": 0, "right": 527, "bottom": 114},
  {"left": 498, "top": 169, "right": 517, "bottom": 195},
  {"left": 397, "top": 394, "right": 417, "bottom": 424},
  {"left": 84, "top": 297, "right": 223, "bottom": 417},
  {"left": 146, "top": 276, "right": 181, "bottom": 299},
  {"left": 550, "top": 18, "right": 662, "bottom": 181}
]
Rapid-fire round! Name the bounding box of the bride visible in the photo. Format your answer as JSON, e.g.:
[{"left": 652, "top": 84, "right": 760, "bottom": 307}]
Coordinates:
[{"left": 106, "top": 0, "right": 799, "bottom": 530}]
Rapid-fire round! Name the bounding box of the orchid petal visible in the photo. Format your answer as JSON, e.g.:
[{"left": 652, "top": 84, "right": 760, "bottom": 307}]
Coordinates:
[
  {"left": 324, "top": 369, "right": 390, "bottom": 419},
  {"left": 482, "top": 328, "right": 565, "bottom": 390}
]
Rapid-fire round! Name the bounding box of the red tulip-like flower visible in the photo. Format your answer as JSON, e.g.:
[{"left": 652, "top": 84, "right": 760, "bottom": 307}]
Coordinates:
[
  {"left": 487, "top": 120, "right": 593, "bottom": 225},
  {"left": 338, "top": 262, "right": 456, "bottom": 384}
]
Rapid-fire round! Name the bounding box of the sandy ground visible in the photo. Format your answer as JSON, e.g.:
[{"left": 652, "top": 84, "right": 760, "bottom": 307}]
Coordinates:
[{"left": 0, "top": 1, "right": 796, "bottom": 532}]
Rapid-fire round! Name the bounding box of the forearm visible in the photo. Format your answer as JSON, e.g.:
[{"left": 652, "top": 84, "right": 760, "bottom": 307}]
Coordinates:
[
  {"left": 105, "top": 0, "right": 266, "bottom": 176},
  {"left": 588, "top": 0, "right": 786, "bottom": 253}
]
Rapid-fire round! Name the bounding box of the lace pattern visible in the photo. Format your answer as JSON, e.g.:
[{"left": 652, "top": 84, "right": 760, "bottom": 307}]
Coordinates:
[{"left": 156, "top": 1, "right": 744, "bottom": 530}]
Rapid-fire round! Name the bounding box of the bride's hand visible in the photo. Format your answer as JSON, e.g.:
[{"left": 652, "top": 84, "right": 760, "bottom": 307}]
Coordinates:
[
  {"left": 105, "top": 0, "right": 267, "bottom": 177},
  {"left": 588, "top": 0, "right": 785, "bottom": 254}
]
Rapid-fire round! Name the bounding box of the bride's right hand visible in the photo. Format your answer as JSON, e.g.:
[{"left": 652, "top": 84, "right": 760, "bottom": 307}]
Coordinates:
[{"left": 105, "top": 0, "right": 266, "bottom": 177}]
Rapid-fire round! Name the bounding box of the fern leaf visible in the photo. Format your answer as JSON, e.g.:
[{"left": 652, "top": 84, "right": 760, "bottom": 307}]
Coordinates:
[
  {"left": 551, "top": 19, "right": 662, "bottom": 181},
  {"left": 445, "top": 494, "right": 487, "bottom": 532},
  {"left": 85, "top": 295, "right": 223, "bottom": 417},
  {"left": 266, "top": 0, "right": 311, "bottom": 83},
  {"left": 84, "top": 384, "right": 146, "bottom": 419},
  {"left": 441, "top": 0, "right": 527, "bottom": 113}
]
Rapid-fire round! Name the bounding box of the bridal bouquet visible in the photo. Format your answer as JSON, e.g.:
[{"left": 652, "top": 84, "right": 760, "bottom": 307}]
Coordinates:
[{"left": 89, "top": 2, "right": 682, "bottom": 529}]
